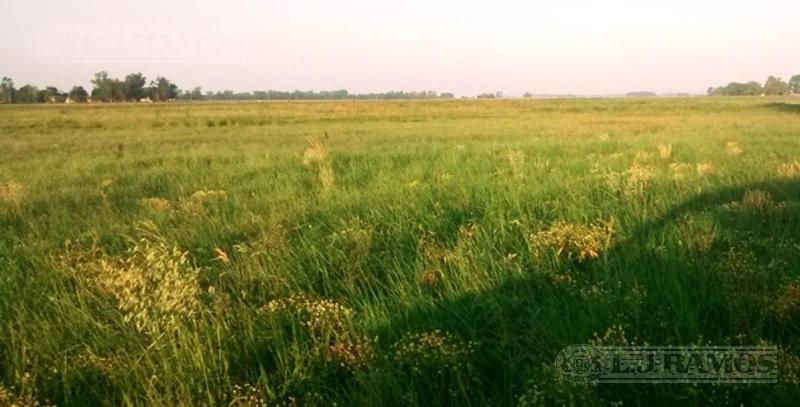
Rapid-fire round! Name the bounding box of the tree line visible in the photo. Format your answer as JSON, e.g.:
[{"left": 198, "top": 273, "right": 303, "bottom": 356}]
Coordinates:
[
  {"left": 0, "top": 72, "right": 180, "bottom": 104},
  {"left": 708, "top": 75, "right": 800, "bottom": 96},
  {"left": 0, "top": 72, "right": 455, "bottom": 104},
  {"left": 4, "top": 71, "right": 798, "bottom": 103}
]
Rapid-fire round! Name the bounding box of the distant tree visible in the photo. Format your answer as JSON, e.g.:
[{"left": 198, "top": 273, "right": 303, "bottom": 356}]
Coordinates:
[
  {"left": 789, "top": 75, "right": 800, "bottom": 94},
  {"left": 169, "top": 84, "right": 179, "bottom": 100},
  {"left": 15, "top": 85, "right": 38, "bottom": 104},
  {"left": 91, "top": 71, "right": 114, "bottom": 102},
  {"left": 708, "top": 81, "right": 762, "bottom": 96},
  {"left": 196, "top": 88, "right": 454, "bottom": 101},
  {"left": 742, "top": 81, "right": 763, "bottom": 95},
  {"left": 38, "top": 86, "right": 64, "bottom": 103},
  {"left": 148, "top": 80, "right": 159, "bottom": 101},
  {"left": 47, "top": 86, "right": 64, "bottom": 101},
  {"left": 763, "top": 76, "right": 790, "bottom": 96},
  {"left": 111, "top": 79, "right": 126, "bottom": 102},
  {"left": 5, "top": 74, "right": 463, "bottom": 103},
  {"left": 523, "top": 92, "right": 533, "bottom": 98},
  {"left": 69, "top": 86, "right": 89, "bottom": 103},
  {"left": 0, "top": 77, "right": 14, "bottom": 103},
  {"left": 124, "top": 72, "right": 147, "bottom": 101},
  {"left": 149, "top": 77, "right": 178, "bottom": 101},
  {"left": 190, "top": 86, "right": 204, "bottom": 100}
]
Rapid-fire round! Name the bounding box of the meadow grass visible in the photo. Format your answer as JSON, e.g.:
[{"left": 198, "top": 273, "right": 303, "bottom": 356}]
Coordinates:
[{"left": 1, "top": 98, "right": 800, "bottom": 405}]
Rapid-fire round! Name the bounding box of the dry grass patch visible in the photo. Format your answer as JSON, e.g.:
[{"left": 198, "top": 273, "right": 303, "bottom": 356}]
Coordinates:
[
  {"left": 772, "top": 283, "right": 800, "bottom": 324},
  {"left": 140, "top": 197, "right": 171, "bottom": 211},
  {"left": 777, "top": 161, "right": 800, "bottom": 178},
  {"left": 695, "top": 163, "right": 716, "bottom": 177},
  {"left": 726, "top": 141, "right": 743, "bottom": 156},
  {"left": 657, "top": 143, "right": 672, "bottom": 160},
  {"left": 0, "top": 180, "right": 24, "bottom": 206},
  {"left": 69, "top": 226, "right": 202, "bottom": 335},
  {"left": 530, "top": 220, "right": 615, "bottom": 263},
  {"left": 506, "top": 149, "right": 525, "bottom": 177},
  {"left": 182, "top": 189, "right": 227, "bottom": 213},
  {"left": 303, "top": 136, "right": 335, "bottom": 194},
  {"left": 741, "top": 189, "right": 773, "bottom": 210}
]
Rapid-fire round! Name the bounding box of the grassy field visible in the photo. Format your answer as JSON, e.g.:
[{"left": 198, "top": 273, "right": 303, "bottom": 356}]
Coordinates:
[{"left": 1, "top": 98, "right": 800, "bottom": 405}]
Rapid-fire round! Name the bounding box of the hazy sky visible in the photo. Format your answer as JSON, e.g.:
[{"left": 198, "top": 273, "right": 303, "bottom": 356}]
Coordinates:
[{"left": 2, "top": 0, "right": 798, "bottom": 95}]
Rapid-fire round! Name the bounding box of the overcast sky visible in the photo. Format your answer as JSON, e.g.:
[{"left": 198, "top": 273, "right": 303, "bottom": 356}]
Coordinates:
[{"left": 2, "top": 0, "right": 798, "bottom": 96}]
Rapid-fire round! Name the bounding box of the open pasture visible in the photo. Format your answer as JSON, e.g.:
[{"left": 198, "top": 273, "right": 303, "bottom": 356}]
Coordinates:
[{"left": 1, "top": 98, "right": 800, "bottom": 405}]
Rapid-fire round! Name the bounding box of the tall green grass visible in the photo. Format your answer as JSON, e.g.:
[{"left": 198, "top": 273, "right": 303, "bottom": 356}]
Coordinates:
[{"left": 1, "top": 98, "right": 800, "bottom": 405}]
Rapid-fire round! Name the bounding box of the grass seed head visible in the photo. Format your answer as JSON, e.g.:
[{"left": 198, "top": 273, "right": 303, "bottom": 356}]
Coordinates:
[
  {"left": 657, "top": 143, "right": 672, "bottom": 160},
  {"left": 741, "top": 189, "right": 773, "bottom": 210},
  {"left": 779, "top": 348, "right": 800, "bottom": 385},
  {"left": 139, "top": 197, "right": 171, "bottom": 211},
  {"left": 325, "top": 335, "right": 375, "bottom": 372},
  {"left": 726, "top": 141, "right": 743, "bottom": 156},
  {"left": 0, "top": 180, "right": 24, "bottom": 207},
  {"left": 182, "top": 189, "right": 226, "bottom": 212},
  {"left": 695, "top": 162, "right": 716, "bottom": 176},
  {"left": 529, "top": 220, "right": 615, "bottom": 263},
  {"left": 0, "top": 385, "right": 52, "bottom": 407},
  {"left": 772, "top": 283, "right": 800, "bottom": 324},
  {"left": 625, "top": 164, "right": 656, "bottom": 196},
  {"left": 262, "top": 294, "right": 353, "bottom": 335},
  {"left": 669, "top": 163, "right": 692, "bottom": 181},
  {"left": 419, "top": 270, "right": 441, "bottom": 288},
  {"left": 302, "top": 136, "right": 328, "bottom": 166},
  {"left": 214, "top": 247, "right": 230, "bottom": 263},
  {"left": 506, "top": 149, "right": 525, "bottom": 177},
  {"left": 81, "top": 228, "right": 201, "bottom": 335},
  {"left": 392, "top": 330, "right": 476, "bottom": 373},
  {"left": 634, "top": 151, "right": 654, "bottom": 163},
  {"left": 230, "top": 383, "right": 266, "bottom": 407},
  {"left": 777, "top": 161, "right": 800, "bottom": 178},
  {"left": 302, "top": 136, "right": 335, "bottom": 194}
]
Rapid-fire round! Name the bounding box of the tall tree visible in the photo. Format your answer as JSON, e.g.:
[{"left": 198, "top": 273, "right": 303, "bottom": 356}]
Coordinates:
[
  {"left": 789, "top": 75, "right": 800, "bottom": 94},
  {"left": 111, "top": 79, "right": 126, "bottom": 102},
  {"left": 124, "top": 72, "right": 147, "bottom": 101},
  {"left": 149, "top": 77, "right": 178, "bottom": 101},
  {"left": 763, "top": 76, "right": 790, "bottom": 96},
  {"left": 15, "top": 85, "right": 38, "bottom": 104},
  {"left": 190, "top": 86, "right": 204, "bottom": 100},
  {"left": 0, "top": 77, "right": 15, "bottom": 103},
  {"left": 91, "top": 71, "right": 113, "bottom": 102}
]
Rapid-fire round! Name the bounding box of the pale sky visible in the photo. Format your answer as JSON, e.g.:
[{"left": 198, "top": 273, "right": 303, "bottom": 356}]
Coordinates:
[{"left": 2, "top": 0, "right": 798, "bottom": 96}]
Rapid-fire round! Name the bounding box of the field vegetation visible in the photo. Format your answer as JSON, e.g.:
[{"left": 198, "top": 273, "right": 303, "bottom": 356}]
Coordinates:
[{"left": 1, "top": 98, "right": 800, "bottom": 405}]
